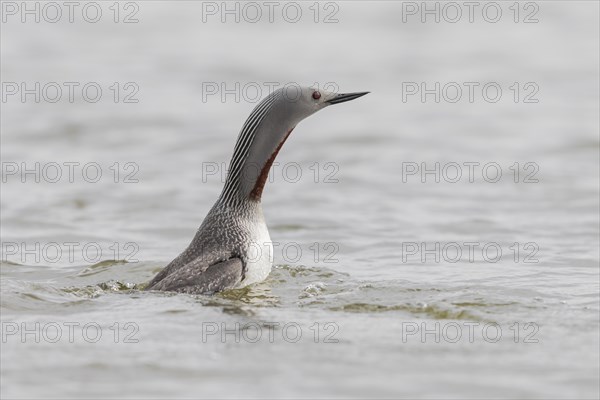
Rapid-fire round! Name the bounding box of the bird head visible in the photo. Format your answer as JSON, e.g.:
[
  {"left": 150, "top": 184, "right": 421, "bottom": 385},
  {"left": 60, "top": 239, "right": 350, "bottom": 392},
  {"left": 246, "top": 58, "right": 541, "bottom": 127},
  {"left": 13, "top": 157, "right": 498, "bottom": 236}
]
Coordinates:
[{"left": 224, "top": 86, "right": 369, "bottom": 203}]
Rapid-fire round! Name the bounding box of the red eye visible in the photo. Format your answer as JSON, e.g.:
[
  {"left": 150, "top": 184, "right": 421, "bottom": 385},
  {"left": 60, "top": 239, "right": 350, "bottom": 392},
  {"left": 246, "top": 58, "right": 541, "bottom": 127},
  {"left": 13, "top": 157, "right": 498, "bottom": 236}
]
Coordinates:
[{"left": 312, "top": 91, "right": 321, "bottom": 100}]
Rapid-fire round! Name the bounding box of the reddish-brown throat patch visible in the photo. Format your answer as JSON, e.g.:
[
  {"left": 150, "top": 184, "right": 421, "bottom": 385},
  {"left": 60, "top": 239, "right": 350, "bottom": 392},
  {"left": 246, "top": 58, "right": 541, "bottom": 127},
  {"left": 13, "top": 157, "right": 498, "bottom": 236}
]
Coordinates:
[{"left": 248, "top": 128, "right": 294, "bottom": 201}]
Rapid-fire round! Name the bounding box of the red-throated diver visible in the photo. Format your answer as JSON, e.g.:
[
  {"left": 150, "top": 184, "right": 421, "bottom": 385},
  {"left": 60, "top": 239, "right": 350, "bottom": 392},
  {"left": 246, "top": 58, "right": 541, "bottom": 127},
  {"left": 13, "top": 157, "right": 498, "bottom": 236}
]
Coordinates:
[{"left": 146, "top": 87, "right": 368, "bottom": 294}]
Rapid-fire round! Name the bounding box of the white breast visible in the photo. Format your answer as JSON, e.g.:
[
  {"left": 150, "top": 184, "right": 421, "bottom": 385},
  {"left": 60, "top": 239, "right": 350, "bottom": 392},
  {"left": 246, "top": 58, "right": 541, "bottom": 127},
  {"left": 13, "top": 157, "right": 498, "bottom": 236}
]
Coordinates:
[{"left": 240, "top": 221, "right": 273, "bottom": 286}]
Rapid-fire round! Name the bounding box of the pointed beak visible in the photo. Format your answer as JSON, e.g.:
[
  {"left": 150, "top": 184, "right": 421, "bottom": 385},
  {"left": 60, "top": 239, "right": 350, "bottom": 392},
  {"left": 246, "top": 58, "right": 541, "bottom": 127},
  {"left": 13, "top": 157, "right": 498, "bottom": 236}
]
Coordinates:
[{"left": 326, "top": 91, "right": 369, "bottom": 105}]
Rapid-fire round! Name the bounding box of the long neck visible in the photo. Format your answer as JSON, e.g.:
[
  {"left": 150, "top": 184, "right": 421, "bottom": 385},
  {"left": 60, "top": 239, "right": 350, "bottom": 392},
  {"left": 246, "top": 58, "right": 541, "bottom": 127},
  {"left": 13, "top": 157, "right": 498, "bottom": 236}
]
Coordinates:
[{"left": 218, "top": 93, "right": 293, "bottom": 207}]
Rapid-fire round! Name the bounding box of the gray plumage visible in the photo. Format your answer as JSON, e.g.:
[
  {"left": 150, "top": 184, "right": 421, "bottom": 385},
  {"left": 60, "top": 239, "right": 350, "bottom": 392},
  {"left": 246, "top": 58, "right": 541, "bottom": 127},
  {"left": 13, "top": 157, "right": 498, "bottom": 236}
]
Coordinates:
[
  {"left": 146, "top": 200, "right": 263, "bottom": 294},
  {"left": 145, "top": 86, "right": 368, "bottom": 294}
]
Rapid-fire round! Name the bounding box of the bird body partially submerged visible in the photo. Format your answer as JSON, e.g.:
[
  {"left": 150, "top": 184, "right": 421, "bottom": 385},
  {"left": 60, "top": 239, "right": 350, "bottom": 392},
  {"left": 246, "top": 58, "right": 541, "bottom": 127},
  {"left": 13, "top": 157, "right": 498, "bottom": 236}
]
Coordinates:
[
  {"left": 146, "top": 200, "right": 271, "bottom": 294},
  {"left": 146, "top": 86, "right": 368, "bottom": 294}
]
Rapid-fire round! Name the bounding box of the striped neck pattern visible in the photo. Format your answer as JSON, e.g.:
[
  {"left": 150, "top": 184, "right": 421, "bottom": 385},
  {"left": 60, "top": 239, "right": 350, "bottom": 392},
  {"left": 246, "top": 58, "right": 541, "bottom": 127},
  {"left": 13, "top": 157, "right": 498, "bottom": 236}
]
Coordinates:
[{"left": 218, "top": 90, "right": 281, "bottom": 208}]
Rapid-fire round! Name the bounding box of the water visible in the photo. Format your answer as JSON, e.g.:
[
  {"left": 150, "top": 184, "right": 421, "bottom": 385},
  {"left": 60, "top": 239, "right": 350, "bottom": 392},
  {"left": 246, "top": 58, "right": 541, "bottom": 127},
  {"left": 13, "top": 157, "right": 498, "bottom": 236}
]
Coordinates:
[{"left": 1, "top": 1, "right": 599, "bottom": 398}]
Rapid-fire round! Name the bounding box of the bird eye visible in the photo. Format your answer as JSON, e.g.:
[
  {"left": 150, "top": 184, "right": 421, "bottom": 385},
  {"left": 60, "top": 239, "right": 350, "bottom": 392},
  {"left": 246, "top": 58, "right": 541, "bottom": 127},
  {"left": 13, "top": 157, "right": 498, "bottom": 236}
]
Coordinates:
[{"left": 312, "top": 91, "right": 321, "bottom": 100}]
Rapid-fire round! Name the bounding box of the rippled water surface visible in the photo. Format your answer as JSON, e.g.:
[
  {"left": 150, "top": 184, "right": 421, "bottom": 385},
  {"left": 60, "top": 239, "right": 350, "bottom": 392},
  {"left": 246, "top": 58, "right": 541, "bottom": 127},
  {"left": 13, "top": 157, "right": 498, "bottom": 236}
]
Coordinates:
[{"left": 1, "top": 2, "right": 599, "bottom": 399}]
